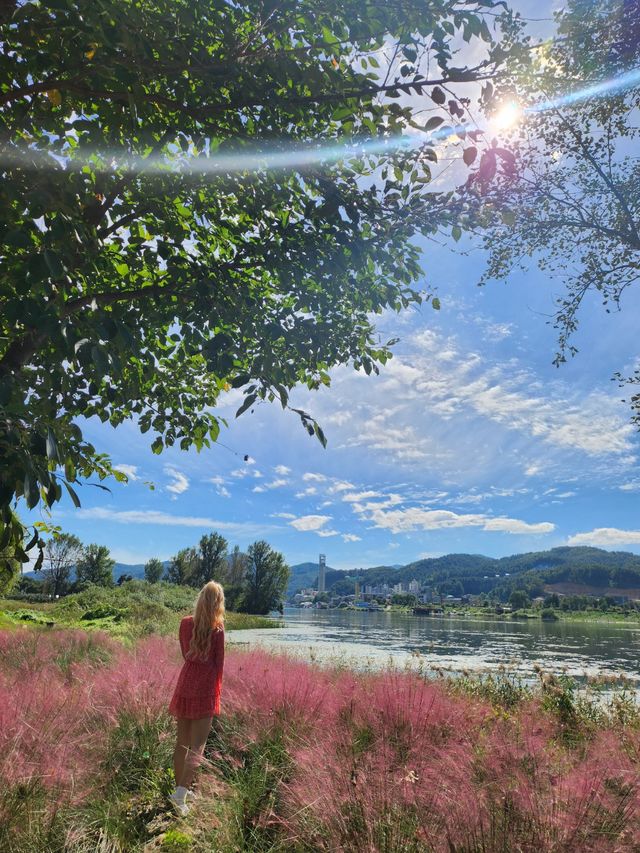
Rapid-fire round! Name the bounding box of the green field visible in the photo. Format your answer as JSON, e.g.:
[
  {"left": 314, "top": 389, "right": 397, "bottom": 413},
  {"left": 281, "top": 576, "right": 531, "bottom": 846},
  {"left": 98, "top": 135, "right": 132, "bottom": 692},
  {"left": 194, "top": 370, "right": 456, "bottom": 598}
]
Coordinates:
[{"left": 0, "top": 579, "right": 279, "bottom": 643}]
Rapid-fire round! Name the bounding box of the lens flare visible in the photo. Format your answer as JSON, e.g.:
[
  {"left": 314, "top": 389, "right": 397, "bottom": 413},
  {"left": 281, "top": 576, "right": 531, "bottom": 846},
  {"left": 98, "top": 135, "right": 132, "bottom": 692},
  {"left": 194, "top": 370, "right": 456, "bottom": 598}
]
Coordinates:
[
  {"left": 492, "top": 102, "right": 522, "bottom": 130},
  {"left": 0, "top": 68, "right": 638, "bottom": 177}
]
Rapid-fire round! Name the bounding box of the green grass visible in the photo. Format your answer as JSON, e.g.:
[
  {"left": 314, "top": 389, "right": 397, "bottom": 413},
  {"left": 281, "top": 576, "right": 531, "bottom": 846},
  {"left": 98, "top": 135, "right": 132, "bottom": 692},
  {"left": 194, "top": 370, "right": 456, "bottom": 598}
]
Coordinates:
[{"left": 0, "top": 580, "right": 281, "bottom": 642}]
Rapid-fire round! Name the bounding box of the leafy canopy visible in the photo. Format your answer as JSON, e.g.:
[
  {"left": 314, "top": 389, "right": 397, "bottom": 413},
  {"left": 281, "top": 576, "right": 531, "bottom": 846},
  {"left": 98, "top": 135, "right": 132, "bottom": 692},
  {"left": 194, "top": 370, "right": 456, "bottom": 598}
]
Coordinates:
[{"left": 0, "top": 0, "right": 509, "bottom": 562}]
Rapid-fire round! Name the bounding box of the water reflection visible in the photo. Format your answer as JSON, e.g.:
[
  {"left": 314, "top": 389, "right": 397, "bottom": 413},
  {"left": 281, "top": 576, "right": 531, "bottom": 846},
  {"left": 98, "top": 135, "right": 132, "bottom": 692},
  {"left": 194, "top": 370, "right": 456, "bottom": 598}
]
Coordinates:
[{"left": 229, "top": 607, "right": 640, "bottom": 687}]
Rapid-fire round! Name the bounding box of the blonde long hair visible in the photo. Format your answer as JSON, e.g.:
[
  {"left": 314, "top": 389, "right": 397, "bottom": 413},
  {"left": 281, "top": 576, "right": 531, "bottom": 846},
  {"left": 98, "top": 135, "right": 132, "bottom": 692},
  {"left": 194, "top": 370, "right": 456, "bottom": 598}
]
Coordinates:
[{"left": 187, "top": 581, "right": 225, "bottom": 661}]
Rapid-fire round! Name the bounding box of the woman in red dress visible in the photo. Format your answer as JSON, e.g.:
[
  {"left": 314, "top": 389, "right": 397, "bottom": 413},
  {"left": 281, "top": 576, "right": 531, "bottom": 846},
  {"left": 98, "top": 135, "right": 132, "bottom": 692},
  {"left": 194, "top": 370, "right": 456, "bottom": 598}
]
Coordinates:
[{"left": 168, "top": 580, "right": 225, "bottom": 815}]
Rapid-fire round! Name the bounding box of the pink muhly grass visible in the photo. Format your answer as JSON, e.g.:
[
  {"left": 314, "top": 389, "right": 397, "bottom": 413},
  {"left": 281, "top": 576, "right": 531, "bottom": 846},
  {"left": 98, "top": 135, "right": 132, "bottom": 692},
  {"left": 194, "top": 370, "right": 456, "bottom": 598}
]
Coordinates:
[
  {"left": 86, "top": 635, "right": 180, "bottom": 724},
  {"left": 223, "top": 649, "right": 339, "bottom": 737}
]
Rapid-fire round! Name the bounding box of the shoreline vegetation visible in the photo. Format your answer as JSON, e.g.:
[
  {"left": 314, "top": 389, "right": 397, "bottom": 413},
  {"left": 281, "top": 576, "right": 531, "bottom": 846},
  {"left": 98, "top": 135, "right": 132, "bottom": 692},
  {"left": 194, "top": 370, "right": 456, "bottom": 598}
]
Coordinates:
[
  {"left": 0, "top": 580, "right": 279, "bottom": 641},
  {"left": 295, "top": 601, "right": 640, "bottom": 626},
  {"left": 1, "top": 624, "right": 639, "bottom": 852}
]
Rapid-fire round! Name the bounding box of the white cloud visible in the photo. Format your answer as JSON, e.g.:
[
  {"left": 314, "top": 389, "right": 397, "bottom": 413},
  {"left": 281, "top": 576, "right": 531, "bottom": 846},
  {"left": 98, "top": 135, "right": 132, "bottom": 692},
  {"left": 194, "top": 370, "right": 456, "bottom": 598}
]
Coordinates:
[
  {"left": 164, "top": 465, "right": 189, "bottom": 496},
  {"left": 289, "top": 514, "right": 333, "bottom": 532},
  {"left": 274, "top": 465, "right": 291, "bottom": 476},
  {"left": 358, "top": 504, "right": 554, "bottom": 535},
  {"left": 328, "top": 480, "right": 355, "bottom": 494},
  {"left": 74, "top": 507, "right": 275, "bottom": 535},
  {"left": 619, "top": 481, "right": 640, "bottom": 492},
  {"left": 253, "top": 478, "right": 287, "bottom": 493},
  {"left": 567, "top": 528, "right": 640, "bottom": 547},
  {"left": 525, "top": 464, "right": 543, "bottom": 477},
  {"left": 271, "top": 512, "right": 296, "bottom": 519},
  {"left": 318, "top": 529, "right": 339, "bottom": 537},
  {"left": 342, "top": 533, "right": 362, "bottom": 542},
  {"left": 113, "top": 464, "right": 138, "bottom": 481},
  {"left": 230, "top": 466, "right": 262, "bottom": 479},
  {"left": 207, "top": 475, "right": 231, "bottom": 497},
  {"left": 299, "top": 327, "right": 636, "bottom": 485},
  {"left": 295, "top": 487, "right": 317, "bottom": 498},
  {"left": 483, "top": 322, "right": 513, "bottom": 342},
  {"left": 303, "top": 472, "right": 327, "bottom": 482},
  {"left": 342, "top": 490, "right": 383, "bottom": 503}
]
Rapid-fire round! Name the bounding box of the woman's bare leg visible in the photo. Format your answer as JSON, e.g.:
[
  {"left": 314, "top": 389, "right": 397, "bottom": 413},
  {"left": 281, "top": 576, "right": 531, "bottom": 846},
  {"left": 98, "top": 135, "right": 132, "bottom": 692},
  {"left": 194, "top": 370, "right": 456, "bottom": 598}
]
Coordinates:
[
  {"left": 173, "top": 717, "right": 192, "bottom": 786},
  {"left": 178, "top": 716, "right": 213, "bottom": 790}
]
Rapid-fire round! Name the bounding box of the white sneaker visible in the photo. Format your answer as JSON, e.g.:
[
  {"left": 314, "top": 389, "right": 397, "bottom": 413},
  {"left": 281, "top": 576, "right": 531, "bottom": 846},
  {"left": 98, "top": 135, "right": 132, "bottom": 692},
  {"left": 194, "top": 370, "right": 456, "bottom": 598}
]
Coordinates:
[{"left": 169, "top": 792, "right": 190, "bottom": 816}]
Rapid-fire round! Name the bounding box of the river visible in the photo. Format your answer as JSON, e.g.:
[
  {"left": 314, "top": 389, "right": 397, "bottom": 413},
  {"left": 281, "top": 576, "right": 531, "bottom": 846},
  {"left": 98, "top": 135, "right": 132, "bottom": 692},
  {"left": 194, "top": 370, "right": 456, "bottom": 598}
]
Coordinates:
[{"left": 228, "top": 606, "right": 640, "bottom": 688}]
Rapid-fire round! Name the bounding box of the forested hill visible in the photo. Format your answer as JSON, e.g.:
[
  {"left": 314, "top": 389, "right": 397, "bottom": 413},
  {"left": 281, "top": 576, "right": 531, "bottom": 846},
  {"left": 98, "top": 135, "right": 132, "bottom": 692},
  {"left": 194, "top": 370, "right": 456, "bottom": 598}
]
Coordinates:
[{"left": 288, "top": 547, "right": 640, "bottom": 600}]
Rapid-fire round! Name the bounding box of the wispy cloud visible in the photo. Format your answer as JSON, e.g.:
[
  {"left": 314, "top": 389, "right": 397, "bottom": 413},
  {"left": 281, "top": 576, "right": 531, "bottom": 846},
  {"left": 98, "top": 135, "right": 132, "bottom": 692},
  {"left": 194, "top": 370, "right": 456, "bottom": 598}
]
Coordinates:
[
  {"left": 74, "top": 507, "right": 276, "bottom": 535},
  {"left": 253, "top": 478, "right": 287, "bottom": 493},
  {"left": 289, "top": 514, "right": 333, "bottom": 532},
  {"left": 207, "top": 476, "right": 231, "bottom": 498},
  {"left": 355, "top": 504, "right": 554, "bottom": 535}
]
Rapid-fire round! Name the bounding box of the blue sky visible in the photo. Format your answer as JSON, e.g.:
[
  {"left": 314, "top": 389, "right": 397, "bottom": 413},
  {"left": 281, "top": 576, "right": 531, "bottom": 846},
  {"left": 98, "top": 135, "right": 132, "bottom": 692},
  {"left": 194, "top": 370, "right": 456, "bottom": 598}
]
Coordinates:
[
  {"left": 32, "top": 228, "right": 640, "bottom": 570},
  {"left": 25, "top": 1, "right": 640, "bottom": 569}
]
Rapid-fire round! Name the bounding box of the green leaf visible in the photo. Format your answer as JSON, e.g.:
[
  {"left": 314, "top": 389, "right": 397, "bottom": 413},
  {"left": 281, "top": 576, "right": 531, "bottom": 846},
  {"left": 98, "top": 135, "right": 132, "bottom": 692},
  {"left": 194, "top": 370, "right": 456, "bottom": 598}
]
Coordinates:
[
  {"left": 24, "top": 472, "right": 39, "bottom": 509},
  {"left": 236, "top": 393, "right": 257, "bottom": 418},
  {"left": 451, "top": 225, "right": 462, "bottom": 242},
  {"left": 64, "top": 481, "right": 81, "bottom": 508},
  {"left": 424, "top": 116, "right": 445, "bottom": 131},
  {"left": 46, "top": 428, "right": 59, "bottom": 462},
  {"left": 501, "top": 209, "right": 516, "bottom": 226},
  {"left": 432, "top": 297, "right": 441, "bottom": 310},
  {"left": 463, "top": 146, "right": 477, "bottom": 166}
]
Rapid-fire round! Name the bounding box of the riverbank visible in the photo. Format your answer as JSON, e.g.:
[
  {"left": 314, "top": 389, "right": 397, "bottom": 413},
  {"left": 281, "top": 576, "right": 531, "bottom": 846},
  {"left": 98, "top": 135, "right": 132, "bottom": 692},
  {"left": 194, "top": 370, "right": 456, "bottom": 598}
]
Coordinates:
[
  {"left": 348, "top": 603, "right": 640, "bottom": 625},
  {"left": 1, "top": 626, "right": 638, "bottom": 852},
  {"left": 0, "top": 580, "right": 279, "bottom": 642}
]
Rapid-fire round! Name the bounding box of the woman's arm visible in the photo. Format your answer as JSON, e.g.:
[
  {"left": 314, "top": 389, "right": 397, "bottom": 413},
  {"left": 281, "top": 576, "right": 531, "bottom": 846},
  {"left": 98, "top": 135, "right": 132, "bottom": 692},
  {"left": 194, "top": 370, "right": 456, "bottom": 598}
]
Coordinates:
[
  {"left": 178, "top": 618, "right": 191, "bottom": 659},
  {"left": 215, "top": 627, "right": 225, "bottom": 676}
]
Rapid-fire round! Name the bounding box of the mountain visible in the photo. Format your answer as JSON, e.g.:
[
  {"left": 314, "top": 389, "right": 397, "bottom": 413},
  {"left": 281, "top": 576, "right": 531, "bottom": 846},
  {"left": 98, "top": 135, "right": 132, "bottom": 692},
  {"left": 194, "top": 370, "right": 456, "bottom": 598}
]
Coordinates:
[
  {"left": 25, "top": 547, "right": 640, "bottom": 603},
  {"left": 288, "top": 547, "right": 640, "bottom": 601}
]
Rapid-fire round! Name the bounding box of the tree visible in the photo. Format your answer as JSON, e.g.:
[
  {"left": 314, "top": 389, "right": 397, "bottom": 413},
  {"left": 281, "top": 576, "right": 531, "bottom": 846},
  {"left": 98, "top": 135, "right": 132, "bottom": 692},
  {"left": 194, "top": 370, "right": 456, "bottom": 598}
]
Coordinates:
[
  {"left": 224, "top": 544, "right": 247, "bottom": 610},
  {"left": 192, "top": 532, "right": 228, "bottom": 588},
  {"left": 144, "top": 557, "right": 164, "bottom": 584},
  {"left": 43, "top": 532, "right": 83, "bottom": 596},
  {"left": 0, "top": 0, "right": 512, "bottom": 559},
  {"left": 0, "top": 546, "right": 20, "bottom": 596},
  {"left": 466, "top": 0, "right": 640, "bottom": 421},
  {"left": 509, "top": 589, "right": 530, "bottom": 611},
  {"left": 76, "top": 543, "right": 115, "bottom": 587},
  {"left": 165, "top": 547, "right": 198, "bottom": 586},
  {"left": 227, "top": 545, "right": 248, "bottom": 587},
  {"left": 242, "top": 541, "right": 289, "bottom": 615}
]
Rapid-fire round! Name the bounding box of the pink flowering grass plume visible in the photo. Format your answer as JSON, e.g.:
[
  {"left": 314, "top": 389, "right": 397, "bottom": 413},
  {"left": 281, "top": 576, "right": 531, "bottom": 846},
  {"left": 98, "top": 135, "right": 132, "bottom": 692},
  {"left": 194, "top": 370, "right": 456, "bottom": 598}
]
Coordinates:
[
  {"left": 223, "top": 648, "right": 340, "bottom": 737},
  {"left": 0, "top": 629, "right": 123, "bottom": 819},
  {"left": 87, "top": 635, "right": 181, "bottom": 724}
]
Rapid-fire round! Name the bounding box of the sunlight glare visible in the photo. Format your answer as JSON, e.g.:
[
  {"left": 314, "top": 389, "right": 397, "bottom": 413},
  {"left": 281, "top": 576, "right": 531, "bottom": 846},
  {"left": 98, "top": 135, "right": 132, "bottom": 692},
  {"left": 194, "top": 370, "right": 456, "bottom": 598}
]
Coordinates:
[{"left": 492, "top": 102, "right": 522, "bottom": 130}]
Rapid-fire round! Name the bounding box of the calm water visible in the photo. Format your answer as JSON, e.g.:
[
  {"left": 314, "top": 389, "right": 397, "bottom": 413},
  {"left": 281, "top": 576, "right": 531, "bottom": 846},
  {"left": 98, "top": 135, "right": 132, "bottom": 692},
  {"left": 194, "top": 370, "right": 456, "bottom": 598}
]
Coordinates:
[{"left": 229, "top": 607, "right": 640, "bottom": 687}]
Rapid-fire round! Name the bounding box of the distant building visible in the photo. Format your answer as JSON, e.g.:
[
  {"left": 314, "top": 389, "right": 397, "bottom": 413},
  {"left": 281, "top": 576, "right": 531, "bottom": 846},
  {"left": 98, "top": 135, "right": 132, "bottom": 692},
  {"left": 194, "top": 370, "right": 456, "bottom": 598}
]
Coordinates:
[
  {"left": 408, "top": 579, "right": 420, "bottom": 594},
  {"left": 354, "top": 581, "right": 361, "bottom": 601},
  {"left": 318, "top": 554, "right": 326, "bottom": 593}
]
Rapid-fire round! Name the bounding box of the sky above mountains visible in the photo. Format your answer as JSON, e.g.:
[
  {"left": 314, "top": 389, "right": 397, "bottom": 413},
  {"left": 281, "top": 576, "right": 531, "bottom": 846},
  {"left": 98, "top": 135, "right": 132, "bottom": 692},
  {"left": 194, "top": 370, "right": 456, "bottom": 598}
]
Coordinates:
[
  {"left": 27, "top": 1, "right": 640, "bottom": 570},
  {"left": 39, "top": 228, "right": 640, "bottom": 570}
]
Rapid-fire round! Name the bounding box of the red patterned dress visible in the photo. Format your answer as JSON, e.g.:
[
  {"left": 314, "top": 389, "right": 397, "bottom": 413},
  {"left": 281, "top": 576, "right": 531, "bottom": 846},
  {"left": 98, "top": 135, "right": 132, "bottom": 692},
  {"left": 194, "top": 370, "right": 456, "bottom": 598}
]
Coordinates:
[{"left": 168, "top": 616, "right": 225, "bottom": 719}]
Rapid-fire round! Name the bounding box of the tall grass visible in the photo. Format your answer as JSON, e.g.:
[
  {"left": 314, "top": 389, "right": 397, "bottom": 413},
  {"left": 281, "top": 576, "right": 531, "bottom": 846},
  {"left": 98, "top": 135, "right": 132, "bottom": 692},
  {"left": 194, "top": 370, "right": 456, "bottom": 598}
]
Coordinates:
[{"left": 0, "top": 628, "right": 638, "bottom": 852}]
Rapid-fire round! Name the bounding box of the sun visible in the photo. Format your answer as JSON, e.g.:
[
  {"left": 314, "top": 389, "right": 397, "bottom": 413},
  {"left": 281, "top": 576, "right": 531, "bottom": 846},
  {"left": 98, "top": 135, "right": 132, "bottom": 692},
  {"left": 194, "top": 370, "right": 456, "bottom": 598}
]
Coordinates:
[{"left": 492, "top": 101, "right": 522, "bottom": 131}]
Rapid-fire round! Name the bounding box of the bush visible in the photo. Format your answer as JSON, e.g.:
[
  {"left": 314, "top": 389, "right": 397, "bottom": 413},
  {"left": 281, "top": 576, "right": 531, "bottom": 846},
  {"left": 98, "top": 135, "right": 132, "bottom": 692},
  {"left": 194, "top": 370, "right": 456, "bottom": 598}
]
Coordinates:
[{"left": 541, "top": 608, "right": 559, "bottom": 621}]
